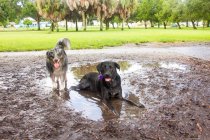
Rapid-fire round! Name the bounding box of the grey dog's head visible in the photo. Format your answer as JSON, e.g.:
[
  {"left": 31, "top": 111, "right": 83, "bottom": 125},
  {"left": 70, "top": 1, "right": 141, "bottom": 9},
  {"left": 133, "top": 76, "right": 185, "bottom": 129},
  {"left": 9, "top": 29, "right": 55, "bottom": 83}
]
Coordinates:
[
  {"left": 46, "top": 38, "right": 70, "bottom": 69},
  {"left": 97, "top": 61, "right": 120, "bottom": 82}
]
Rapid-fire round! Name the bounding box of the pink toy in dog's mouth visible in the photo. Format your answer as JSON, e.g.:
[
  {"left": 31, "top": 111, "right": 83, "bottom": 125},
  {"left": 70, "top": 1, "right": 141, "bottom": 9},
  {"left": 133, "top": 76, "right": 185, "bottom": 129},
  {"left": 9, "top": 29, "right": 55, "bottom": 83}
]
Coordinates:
[{"left": 54, "top": 62, "right": 60, "bottom": 69}]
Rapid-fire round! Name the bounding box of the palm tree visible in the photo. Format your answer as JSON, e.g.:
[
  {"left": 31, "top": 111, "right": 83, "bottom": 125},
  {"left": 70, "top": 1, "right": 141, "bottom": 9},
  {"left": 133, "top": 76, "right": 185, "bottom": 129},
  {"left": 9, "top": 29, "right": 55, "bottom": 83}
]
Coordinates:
[
  {"left": 116, "top": 0, "right": 137, "bottom": 30},
  {"left": 66, "top": 0, "right": 96, "bottom": 31},
  {"left": 36, "top": 0, "right": 66, "bottom": 31},
  {"left": 95, "top": 0, "right": 117, "bottom": 31}
]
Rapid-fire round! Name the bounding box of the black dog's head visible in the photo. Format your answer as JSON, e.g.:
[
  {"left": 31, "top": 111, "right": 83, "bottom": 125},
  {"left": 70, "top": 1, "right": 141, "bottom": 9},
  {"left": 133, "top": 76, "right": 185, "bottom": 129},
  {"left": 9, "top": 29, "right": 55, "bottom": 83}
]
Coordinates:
[
  {"left": 46, "top": 38, "right": 70, "bottom": 69},
  {"left": 97, "top": 61, "right": 120, "bottom": 82}
]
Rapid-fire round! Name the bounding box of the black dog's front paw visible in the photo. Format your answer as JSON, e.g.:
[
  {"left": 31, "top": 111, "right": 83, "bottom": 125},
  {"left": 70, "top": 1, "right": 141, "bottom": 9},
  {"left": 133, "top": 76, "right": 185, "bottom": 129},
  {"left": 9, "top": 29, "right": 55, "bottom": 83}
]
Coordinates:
[{"left": 70, "top": 86, "right": 81, "bottom": 91}]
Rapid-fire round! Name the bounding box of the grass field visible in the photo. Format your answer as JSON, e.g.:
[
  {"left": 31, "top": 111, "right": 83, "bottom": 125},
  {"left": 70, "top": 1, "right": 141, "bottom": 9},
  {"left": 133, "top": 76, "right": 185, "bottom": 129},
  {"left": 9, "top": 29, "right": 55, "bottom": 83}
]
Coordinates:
[{"left": 0, "top": 28, "right": 210, "bottom": 52}]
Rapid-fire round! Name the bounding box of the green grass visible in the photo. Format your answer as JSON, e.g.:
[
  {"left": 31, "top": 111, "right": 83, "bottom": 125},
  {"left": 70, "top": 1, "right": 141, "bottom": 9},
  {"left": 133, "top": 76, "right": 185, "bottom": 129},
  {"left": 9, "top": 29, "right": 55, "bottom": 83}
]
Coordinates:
[{"left": 0, "top": 28, "right": 210, "bottom": 52}]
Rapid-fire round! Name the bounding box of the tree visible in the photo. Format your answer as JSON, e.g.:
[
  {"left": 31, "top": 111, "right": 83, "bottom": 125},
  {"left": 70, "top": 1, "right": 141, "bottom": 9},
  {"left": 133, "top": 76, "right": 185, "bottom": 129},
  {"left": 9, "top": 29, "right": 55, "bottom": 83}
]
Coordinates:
[
  {"left": 95, "top": 0, "right": 117, "bottom": 31},
  {"left": 200, "top": 0, "right": 210, "bottom": 27},
  {"left": 185, "top": 0, "right": 202, "bottom": 29},
  {"left": 66, "top": 0, "right": 96, "bottom": 31},
  {"left": 23, "top": 18, "right": 32, "bottom": 27},
  {"left": 170, "top": 0, "right": 185, "bottom": 29},
  {"left": 155, "top": 0, "right": 171, "bottom": 29},
  {"left": 0, "top": 1, "right": 8, "bottom": 27},
  {"left": 135, "top": 0, "right": 150, "bottom": 29},
  {"left": 36, "top": 0, "right": 67, "bottom": 32},
  {"left": 116, "top": 0, "right": 137, "bottom": 30},
  {"left": 0, "top": 0, "right": 22, "bottom": 27},
  {"left": 21, "top": 0, "right": 41, "bottom": 30}
]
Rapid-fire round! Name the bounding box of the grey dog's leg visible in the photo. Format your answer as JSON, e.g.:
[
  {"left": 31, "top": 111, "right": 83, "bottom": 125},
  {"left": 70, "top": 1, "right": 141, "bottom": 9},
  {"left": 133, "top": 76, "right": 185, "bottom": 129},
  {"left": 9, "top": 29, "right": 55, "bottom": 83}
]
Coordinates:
[
  {"left": 51, "top": 74, "right": 58, "bottom": 91},
  {"left": 60, "top": 73, "right": 67, "bottom": 91}
]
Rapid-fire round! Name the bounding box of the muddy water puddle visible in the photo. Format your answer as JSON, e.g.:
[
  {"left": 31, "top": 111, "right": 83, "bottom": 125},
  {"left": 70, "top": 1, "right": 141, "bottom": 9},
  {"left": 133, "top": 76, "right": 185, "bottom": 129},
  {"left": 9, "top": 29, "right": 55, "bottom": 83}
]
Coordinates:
[{"left": 39, "top": 61, "right": 190, "bottom": 121}]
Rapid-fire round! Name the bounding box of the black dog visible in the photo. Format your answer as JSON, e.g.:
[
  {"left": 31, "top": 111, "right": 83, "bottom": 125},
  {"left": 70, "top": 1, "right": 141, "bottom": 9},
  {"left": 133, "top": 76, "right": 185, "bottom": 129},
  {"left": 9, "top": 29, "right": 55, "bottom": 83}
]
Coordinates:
[{"left": 72, "top": 61, "right": 145, "bottom": 115}]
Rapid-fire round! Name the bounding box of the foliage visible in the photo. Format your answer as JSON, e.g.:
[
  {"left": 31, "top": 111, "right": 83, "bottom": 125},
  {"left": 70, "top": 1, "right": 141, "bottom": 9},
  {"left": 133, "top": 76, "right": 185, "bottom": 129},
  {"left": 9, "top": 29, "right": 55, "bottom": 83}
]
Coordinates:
[
  {"left": 0, "top": 0, "right": 22, "bottom": 27},
  {"left": 23, "top": 19, "right": 32, "bottom": 27},
  {"left": 0, "top": 0, "right": 209, "bottom": 30},
  {"left": 36, "top": 0, "right": 66, "bottom": 31}
]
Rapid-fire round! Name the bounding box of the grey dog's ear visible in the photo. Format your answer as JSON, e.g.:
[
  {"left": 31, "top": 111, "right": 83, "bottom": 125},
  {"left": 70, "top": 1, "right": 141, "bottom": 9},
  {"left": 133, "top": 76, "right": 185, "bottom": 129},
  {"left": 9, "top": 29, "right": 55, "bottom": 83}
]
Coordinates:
[
  {"left": 114, "top": 62, "right": 120, "bottom": 70},
  {"left": 46, "top": 51, "right": 51, "bottom": 57},
  {"left": 46, "top": 51, "right": 50, "bottom": 56},
  {"left": 56, "top": 38, "right": 71, "bottom": 49},
  {"left": 97, "top": 63, "right": 102, "bottom": 72},
  {"left": 46, "top": 50, "right": 54, "bottom": 58}
]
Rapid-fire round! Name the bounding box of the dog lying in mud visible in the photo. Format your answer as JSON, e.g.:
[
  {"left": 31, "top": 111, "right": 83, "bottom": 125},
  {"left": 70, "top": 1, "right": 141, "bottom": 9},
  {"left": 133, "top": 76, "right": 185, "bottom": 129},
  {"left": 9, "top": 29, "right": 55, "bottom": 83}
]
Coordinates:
[
  {"left": 72, "top": 61, "right": 145, "bottom": 115},
  {"left": 46, "top": 38, "right": 70, "bottom": 93}
]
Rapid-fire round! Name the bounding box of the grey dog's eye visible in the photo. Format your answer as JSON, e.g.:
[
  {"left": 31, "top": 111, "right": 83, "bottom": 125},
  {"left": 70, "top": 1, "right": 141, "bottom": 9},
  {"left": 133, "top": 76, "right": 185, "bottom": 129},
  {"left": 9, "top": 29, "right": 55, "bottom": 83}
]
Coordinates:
[{"left": 47, "top": 51, "right": 54, "bottom": 58}]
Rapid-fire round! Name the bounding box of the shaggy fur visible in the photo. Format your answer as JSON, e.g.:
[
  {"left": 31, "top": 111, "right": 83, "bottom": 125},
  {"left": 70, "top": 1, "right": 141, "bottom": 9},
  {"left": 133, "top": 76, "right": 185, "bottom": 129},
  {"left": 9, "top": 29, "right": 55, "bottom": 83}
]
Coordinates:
[{"left": 46, "top": 38, "right": 70, "bottom": 92}]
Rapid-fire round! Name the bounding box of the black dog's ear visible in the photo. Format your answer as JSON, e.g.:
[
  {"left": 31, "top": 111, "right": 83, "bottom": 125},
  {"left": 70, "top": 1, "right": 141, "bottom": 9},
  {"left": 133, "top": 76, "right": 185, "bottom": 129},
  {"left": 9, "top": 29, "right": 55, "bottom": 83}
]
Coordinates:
[
  {"left": 97, "top": 63, "right": 102, "bottom": 72},
  {"left": 114, "top": 62, "right": 120, "bottom": 70}
]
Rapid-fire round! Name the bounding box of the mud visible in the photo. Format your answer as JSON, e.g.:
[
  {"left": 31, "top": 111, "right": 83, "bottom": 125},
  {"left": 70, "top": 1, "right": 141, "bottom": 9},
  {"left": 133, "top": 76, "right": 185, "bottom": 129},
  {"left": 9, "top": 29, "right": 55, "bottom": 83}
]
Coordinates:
[{"left": 0, "top": 42, "right": 210, "bottom": 139}]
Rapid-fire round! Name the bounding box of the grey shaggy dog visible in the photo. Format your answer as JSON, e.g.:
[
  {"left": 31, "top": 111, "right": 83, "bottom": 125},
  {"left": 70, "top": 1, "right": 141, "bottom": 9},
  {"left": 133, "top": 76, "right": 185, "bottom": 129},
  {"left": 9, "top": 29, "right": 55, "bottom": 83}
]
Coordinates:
[{"left": 46, "top": 38, "right": 70, "bottom": 92}]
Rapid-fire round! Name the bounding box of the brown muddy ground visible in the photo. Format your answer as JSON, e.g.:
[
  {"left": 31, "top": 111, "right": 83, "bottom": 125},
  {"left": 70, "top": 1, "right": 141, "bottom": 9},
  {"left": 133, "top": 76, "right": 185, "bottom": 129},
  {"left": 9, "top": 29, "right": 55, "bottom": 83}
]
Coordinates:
[{"left": 0, "top": 42, "right": 210, "bottom": 140}]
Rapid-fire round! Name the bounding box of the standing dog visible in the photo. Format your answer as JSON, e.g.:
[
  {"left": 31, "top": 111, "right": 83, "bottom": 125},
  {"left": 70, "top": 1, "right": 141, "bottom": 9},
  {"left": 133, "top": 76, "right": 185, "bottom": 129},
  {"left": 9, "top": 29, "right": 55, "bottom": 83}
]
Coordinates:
[
  {"left": 46, "top": 38, "right": 70, "bottom": 93},
  {"left": 72, "top": 61, "right": 145, "bottom": 115}
]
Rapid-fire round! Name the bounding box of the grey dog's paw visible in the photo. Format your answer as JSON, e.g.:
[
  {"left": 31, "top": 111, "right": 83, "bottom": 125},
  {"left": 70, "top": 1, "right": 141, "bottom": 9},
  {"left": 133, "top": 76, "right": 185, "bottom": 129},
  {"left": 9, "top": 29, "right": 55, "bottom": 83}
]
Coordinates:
[
  {"left": 138, "top": 103, "right": 145, "bottom": 108},
  {"left": 60, "top": 90, "right": 70, "bottom": 100}
]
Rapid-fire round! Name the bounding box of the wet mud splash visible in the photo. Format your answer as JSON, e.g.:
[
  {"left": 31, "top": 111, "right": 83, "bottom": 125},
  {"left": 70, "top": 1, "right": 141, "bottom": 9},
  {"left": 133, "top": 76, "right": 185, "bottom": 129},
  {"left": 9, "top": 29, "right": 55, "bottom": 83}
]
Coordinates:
[{"left": 39, "top": 61, "right": 191, "bottom": 121}]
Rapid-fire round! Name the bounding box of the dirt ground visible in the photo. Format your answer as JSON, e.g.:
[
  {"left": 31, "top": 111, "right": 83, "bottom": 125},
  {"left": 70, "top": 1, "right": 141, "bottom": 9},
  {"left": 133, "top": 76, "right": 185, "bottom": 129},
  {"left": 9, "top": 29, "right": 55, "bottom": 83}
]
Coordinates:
[{"left": 0, "top": 42, "right": 210, "bottom": 140}]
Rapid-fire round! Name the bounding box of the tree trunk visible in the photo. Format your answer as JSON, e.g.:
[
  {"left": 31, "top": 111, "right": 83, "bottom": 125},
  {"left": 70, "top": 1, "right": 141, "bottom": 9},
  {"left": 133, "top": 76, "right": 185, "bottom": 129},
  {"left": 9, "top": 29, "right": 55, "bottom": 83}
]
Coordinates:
[
  {"left": 177, "top": 22, "right": 181, "bottom": 29},
  {"left": 100, "top": 15, "right": 103, "bottom": 31},
  {"left": 82, "top": 12, "right": 87, "bottom": 31},
  {"left": 106, "top": 20, "right": 109, "bottom": 30},
  {"left": 186, "top": 21, "right": 188, "bottom": 27},
  {"left": 36, "top": 13, "right": 41, "bottom": 31},
  {"left": 207, "top": 20, "right": 210, "bottom": 27},
  {"left": 75, "top": 19, "right": 78, "bottom": 31},
  {"left": 121, "top": 19, "right": 124, "bottom": 31},
  {"left": 192, "top": 20, "right": 197, "bottom": 29},
  {"left": 150, "top": 20, "right": 154, "bottom": 27},
  {"left": 56, "top": 22, "right": 59, "bottom": 32},
  {"left": 127, "top": 22, "right": 130, "bottom": 29},
  {"left": 51, "top": 22, "right": 54, "bottom": 32},
  {"left": 158, "top": 22, "right": 160, "bottom": 28},
  {"left": 144, "top": 21, "right": 147, "bottom": 29},
  {"left": 163, "top": 22, "right": 167, "bottom": 29},
  {"left": 111, "top": 22, "right": 115, "bottom": 29},
  {"left": 65, "top": 19, "right": 68, "bottom": 31}
]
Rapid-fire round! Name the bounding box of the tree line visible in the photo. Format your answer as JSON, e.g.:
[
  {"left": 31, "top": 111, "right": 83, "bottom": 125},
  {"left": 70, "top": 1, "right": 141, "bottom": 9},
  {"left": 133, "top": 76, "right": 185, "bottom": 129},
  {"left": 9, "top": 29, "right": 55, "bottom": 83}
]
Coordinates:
[{"left": 0, "top": 0, "right": 209, "bottom": 31}]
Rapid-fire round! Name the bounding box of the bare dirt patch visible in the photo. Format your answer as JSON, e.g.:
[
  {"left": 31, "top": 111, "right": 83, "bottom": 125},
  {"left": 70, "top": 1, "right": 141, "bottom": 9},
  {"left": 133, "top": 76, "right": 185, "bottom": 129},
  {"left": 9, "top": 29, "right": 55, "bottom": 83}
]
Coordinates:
[{"left": 0, "top": 42, "right": 210, "bottom": 139}]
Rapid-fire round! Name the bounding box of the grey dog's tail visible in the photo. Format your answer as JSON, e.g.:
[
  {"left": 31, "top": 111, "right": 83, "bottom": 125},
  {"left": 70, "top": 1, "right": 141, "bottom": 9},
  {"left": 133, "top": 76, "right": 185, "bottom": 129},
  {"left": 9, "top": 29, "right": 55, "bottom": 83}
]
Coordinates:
[{"left": 56, "top": 38, "right": 71, "bottom": 49}]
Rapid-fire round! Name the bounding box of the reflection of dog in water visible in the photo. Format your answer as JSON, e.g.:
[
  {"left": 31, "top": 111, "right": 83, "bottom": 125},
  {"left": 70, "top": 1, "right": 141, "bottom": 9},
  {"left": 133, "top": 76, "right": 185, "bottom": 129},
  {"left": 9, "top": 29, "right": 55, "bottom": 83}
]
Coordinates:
[
  {"left": 76, "top": 90, "right": 122, "bottom": 119},
  {"left": 46, "top": 38, "right": 70, "bottom": 94},
  {"left": 71, "top": 61, "right": 145, "bottom": 115}
]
